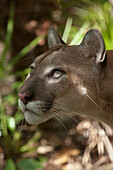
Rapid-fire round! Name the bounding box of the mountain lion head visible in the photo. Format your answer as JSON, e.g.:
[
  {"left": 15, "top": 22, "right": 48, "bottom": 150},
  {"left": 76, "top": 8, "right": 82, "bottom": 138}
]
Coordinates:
[{"left": 19, "top": 28, "right": 113, "bottom": 127}]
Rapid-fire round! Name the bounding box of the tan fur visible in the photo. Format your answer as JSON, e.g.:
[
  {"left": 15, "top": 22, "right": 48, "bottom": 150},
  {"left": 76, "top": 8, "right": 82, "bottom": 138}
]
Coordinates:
[{"left": 18, "top": 29, "right": 113, "bottom": 127}]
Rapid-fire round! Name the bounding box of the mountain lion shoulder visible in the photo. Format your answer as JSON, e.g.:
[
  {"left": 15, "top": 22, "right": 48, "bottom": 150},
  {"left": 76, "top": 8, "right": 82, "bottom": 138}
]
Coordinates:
[{"left": 18, "top": 27, "right": 113, "bottom": 128}]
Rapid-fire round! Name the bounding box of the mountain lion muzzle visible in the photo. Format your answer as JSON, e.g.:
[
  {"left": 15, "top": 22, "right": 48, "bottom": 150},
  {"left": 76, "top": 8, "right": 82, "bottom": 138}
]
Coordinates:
[{"left": 18, "top": 27, "right": 113, "bottom": 127}]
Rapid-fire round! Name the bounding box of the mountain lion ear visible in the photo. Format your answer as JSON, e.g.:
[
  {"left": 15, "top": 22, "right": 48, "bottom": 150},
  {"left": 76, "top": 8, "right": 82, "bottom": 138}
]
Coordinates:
[
  {"left": 82, "top": 29, "right": 106, "bottom": 64},
  {"left": 48, "top": 27, "right": 66, "bottom": 48}
]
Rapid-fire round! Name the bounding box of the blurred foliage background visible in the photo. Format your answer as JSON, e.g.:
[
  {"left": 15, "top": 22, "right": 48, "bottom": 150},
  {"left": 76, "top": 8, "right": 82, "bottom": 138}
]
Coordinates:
[{"left": 0, "top": 0, "right": 113, "bottom": 169}]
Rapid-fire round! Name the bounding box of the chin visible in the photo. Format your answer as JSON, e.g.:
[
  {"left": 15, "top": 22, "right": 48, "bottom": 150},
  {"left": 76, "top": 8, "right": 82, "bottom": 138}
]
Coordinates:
[{"left": 25, "top": 111, "right": 53, "bottom": 125}]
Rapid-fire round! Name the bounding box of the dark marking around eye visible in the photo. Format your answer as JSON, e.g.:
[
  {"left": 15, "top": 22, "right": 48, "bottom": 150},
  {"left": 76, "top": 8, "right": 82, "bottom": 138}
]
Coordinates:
[
  {"left": 30, "top": 63, "right": 35, "bottom": 70},
  {"left": 29, "top": 63, "right": 35, "bottom": 76},
  {"left": 30, "top": 65, "right": 34, "bottom": 69}
]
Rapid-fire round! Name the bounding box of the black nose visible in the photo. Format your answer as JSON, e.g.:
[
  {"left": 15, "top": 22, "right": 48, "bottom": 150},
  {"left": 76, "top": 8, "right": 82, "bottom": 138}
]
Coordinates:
[{"left": 18, "top": 93, "right": 30, "bottom": 105}]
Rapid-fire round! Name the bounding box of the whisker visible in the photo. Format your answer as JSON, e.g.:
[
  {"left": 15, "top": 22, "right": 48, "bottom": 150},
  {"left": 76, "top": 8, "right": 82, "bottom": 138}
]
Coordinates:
[
  {"left": 34, "top": 101, "right": 80, "bottom": 125},
  {"left": 84, "top": 93, "right": 99, "bottom": 108},
  {"left": 19, "top": 117, "right": 25, "bottom": 132},
  {"left": 52, "top": 107, "right": 78, "bottom": 126},
  {"left": 23, "top": 97, "right": 100, "bottom": 129},
  {"left": 33, "top": 47, "right": 39, "bottom": 56},
  {"left": 52, "top": 108, "right": 73, "bottom": 126},
  {"left": 53, "top": 102, "right": 80, "bottom": 116},
  {"left": 35, "top": 102, "right": 78, "bottom": 126},
  {"left": 46, "top": 109, "right": 68, "bottom": 132},
  {"left": 60, "top": 110, "right": 79, "bottom": 124},
  {"left": 51, "top": 111, "right": 69, "bottom": 136}
]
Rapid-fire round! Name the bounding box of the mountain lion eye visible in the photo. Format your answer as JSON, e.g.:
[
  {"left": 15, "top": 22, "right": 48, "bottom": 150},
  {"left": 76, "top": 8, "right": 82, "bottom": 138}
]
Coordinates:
[
  {"left": 52, "top": 70, "right": 65, "bottom": 79},
  {"left": 30, "top": 63, "right": 35, "bottom": 74},
  {"left": 30, "top": 64, "right": 34, "bottom": 70}
]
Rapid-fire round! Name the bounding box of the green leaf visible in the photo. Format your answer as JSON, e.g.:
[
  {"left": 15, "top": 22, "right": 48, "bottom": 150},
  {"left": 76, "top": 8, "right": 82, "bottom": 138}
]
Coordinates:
[
  {"left": 7, "top": 117, "right": 16, "bottom": 132},
  {"left": 4, "top": 94, "right": 16, "bottom": 104},
  {"left": 62, "top": 17, "right": 73, "bottom": 43},
  {"left": 0, "top": 1, "right": 14, "bottom": 68},
  {"left": 10, "top": 35, "right": 45, "bottom": 65},
  {"left": 0, "top": 105, "right": 8, "bottom": 136},
  {"left": 20, "top": 132, "right": 41, "bottom": 152},
  {"left": 14, "top": 111, "right": 24, "bottom": 124},
  {"left": 17, "top": 159, "right": 43, "bottom": 170},
  {"left": 70, "top": 23, "right": 89, "bottom": 45},
  {"left": 4, "top": 159, "right": 16, "bottom": 170}
]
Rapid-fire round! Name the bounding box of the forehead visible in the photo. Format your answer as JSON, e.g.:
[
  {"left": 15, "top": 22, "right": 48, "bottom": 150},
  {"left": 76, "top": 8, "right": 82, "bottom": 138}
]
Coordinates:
[
  {"left": 33, "top": 45, "right": 83, "bottom": 74},
  {"left": 35, "top": 46, "right": 68, "bottom": 67},
  {"left": 41, "top": 51, "right": 63, "bottom": 65}
]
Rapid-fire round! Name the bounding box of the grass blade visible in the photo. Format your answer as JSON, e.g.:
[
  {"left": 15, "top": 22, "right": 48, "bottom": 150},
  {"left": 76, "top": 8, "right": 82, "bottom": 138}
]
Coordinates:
[
  {"left": 0, "top": 105, "right": 8, "bottom": 136},
  {"left": 5, "top": 159, "right": 16, "bottom": 170},
  {"left": 70, "top": 23, "right": 89, "bottom": 45},
  {"left": 9, "top": 35, "right": 45, "bottom": 65},
  {"left": 0, "top": 1, "right": 14, "bottom": 68},
  {"left": 62, "top": 17, "right": 73, "bottom": 43}
]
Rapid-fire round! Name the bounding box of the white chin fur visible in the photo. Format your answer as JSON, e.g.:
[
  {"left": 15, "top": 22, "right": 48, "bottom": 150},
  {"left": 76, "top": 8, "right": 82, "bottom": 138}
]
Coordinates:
[
  {"left": 18, "top": 99, "right": 25, "bottom": 112},
  {"left": 19, "top": 99, "right": 53, "bottom": 125},
  {"left": 25, "top": 111, "right": 53, "bottom": 125},
  {"left": 26, "top": 101, "right": 44, "bottom": 115}
]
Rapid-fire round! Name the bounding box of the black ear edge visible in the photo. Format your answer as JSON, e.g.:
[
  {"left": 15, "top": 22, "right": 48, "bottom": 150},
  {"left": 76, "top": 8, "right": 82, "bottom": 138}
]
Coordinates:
[{"left": 47, "top": 27, "right": 67, "bottom": 48}]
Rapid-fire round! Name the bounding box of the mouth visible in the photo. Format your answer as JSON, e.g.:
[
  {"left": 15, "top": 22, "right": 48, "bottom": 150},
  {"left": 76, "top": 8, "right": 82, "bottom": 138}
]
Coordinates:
[
  {"left": 25, "top": 110, "right": 53, "bottom": 125},
  {"left": 18, "top": 99, "right": 53, "bottom": 125}
]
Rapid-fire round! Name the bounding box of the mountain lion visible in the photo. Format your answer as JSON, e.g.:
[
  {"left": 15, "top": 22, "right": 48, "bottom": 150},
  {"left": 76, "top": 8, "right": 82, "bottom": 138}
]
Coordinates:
[{"left": 18, "top": 28, "right": 113, "bottom": 128}]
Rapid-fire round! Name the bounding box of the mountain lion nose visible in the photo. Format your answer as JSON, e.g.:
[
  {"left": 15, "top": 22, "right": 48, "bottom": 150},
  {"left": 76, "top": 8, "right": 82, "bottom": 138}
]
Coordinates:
[{"left": 18, "top": 93, "right": 30, "bottom": 105}]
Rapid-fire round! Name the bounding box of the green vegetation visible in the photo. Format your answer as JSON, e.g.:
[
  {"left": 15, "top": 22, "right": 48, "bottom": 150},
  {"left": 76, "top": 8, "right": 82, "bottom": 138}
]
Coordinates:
[
  {"left": 0, "top": 0, "right": 113, "bottom": 169},
  {"left": 62, "top": 1, "right": 113, "bottom": 48},
  {"left": 0, "top": 1, "right": 46, "bottom": 169}
]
